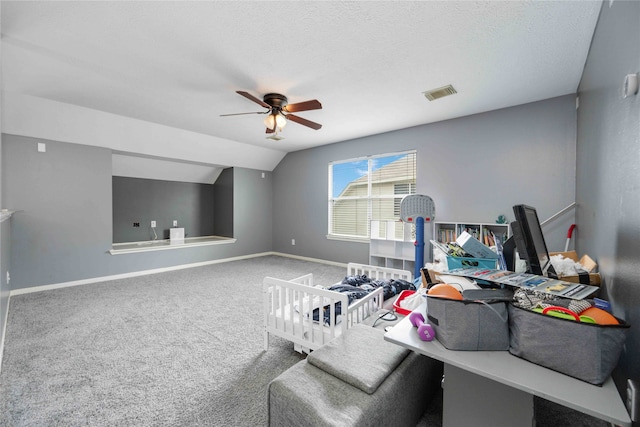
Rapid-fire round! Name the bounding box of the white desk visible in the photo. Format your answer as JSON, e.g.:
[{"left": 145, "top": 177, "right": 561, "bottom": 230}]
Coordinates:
[{"left": 384, "top": 305, "right": 631, "bottom": 427}]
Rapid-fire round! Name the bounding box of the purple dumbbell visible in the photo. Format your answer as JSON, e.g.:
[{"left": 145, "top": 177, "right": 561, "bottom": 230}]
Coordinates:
[{"left": 409, "top": 311, "right": 435, "bottom": 341}]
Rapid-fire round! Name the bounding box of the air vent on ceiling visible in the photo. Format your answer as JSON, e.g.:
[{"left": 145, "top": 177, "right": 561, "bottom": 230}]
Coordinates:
[{"left": 423, "top": 84, "right": 457, "bottom": 101}]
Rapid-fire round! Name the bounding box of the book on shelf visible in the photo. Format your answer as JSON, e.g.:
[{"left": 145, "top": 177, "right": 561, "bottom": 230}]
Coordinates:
[
  {"left": 456, "top": 231, "right": 499, "bottom": 259},
  {"left": 482, "top": 229, "right": 496, "bottom": 246},
  {"left": 437, "top": 228, "right": 457, "bottom": 243},
  {"left": 458, "top": 225, "right": 480, "bottom": 240}
]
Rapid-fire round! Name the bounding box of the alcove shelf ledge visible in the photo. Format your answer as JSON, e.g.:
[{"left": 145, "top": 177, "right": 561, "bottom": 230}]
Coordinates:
[
  {"left": 0, "top": 210, "right": 16, "bottom": 222},
  {"left": 109, "top": 235, "right": 236, "bottom": 255}
]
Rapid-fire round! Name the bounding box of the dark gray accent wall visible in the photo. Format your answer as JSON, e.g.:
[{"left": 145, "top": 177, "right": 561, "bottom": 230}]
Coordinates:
[
  {"left": 576, "top": 0, "right": 640, "bottom": 400},
  {"left": 2, "top": 134, "right": 273, "bottom": 289},
  {"left": 213, "top": 167, "right": 234, "bottom": 238},
  {"left": 273, "top": 95, "right": 577, "bottom": 265},
  {"left": 112, "top": 176, "right": 215, "bottom": 242}
]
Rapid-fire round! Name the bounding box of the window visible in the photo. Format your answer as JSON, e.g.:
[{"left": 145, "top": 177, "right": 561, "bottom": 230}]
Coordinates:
[
  {"left": 394, "top": 183, "right": 416, "bottom": 217},
  {"left": 328, "top": 151, "right": 417, "bottom": 240}
]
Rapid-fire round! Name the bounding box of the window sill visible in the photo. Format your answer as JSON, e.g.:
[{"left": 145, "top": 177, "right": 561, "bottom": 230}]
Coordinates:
[{"left": 109, "top": 235, "right": 236, "bottom": 255}]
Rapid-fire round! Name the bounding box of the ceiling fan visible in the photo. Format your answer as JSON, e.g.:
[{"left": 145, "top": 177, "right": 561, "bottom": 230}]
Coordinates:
[{"left": 221, "top": 91, "right": 322, "bottom": 135}]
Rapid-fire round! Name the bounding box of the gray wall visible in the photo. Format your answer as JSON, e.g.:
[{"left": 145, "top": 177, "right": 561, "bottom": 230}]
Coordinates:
[
  {"left": 112, "top": 176, "right": 215, "bottom": 242},
  {"left": 273, "top": 95, "right": 577, "bottom": 265},
  {"left": 0, "top": 3, "right": 7, "bottom": 365},
  {"left": 576, "top": 0, "right": 640, "bottom": 404},
  {"left": 0, "top": 2, "right": 7, "bottom": 365},
  {"left": 213, "top": 167, "right": 234, "bottom": 238},
  {"left": 2, "top": 134, "right": 273, "bottom": 290}
]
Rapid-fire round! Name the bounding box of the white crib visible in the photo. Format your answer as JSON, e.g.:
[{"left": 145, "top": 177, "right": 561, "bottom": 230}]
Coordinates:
[{"left": 263, "top": 262, "right": 412, "bottom": 354}]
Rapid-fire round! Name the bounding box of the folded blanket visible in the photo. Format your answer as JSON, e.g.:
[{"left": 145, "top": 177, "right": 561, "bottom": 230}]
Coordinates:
[{"left": 341, "top": 275, "right": 416, "bottom": 300}]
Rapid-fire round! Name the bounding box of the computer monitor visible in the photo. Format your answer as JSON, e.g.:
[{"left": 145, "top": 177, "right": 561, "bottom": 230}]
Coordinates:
[{"left": 511, "top": 204, "right": 550, "bottom": 275}]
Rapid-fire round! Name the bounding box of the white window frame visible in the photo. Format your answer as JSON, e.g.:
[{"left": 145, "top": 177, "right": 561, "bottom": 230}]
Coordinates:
[{"left": 327, "top": 150, "right": 417, "bottom": 242}]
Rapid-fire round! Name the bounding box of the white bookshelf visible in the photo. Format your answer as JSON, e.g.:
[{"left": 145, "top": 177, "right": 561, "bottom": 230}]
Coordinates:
[
  {"left": 369, "top": 220, "right": 417, "bottom": 274},
  {"left": 433, "top": 221, "right": 510, "bottom": 247}
]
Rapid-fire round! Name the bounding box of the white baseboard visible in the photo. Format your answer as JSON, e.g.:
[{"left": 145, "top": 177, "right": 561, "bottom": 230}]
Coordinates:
[
  {"left": 9, "top": 252, "right": 273, "bottom": 296},
  {"left": 272, "top": 251, "right": 347, "bottom": 268},
  {"left": 9, "top": 252, "right": 346, "bottom": 296},
  {"left": 1, "top": 251, "right": 346, "bottom": 376}
]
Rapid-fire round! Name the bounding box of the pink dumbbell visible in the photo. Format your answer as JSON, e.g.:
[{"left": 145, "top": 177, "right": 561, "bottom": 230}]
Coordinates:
[{"left": 409, "top": 311, "right": 435, "bottom": 341}]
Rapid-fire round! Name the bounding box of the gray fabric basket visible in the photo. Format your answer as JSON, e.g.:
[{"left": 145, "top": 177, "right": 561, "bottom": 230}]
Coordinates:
[
  {"left": 426, "top": 296, "right": 509, "bottom": 350},
  {"left": 508, "top": 304, "right": 629, "bottom": 386}
]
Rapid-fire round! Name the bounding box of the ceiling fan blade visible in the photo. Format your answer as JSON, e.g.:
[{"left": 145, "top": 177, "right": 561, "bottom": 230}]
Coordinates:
[
  {"left": 283, "top": 99, "right": 322, "bottom": 113},
  {"left": 265, "top": 127, "right": 275, "bottom": 134},
  {"left": 236, "top": 90, "right": 270, "bottom": 109},
  {"left": 220, "top": 111, "right": 266, "bottom": 117},
  {"left": 286, "top": 114, "right": 322, "bottom": 130}
]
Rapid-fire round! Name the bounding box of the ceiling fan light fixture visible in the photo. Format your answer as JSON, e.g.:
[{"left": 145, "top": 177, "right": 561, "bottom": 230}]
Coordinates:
[
  {"left": 225, "top": 90, "right": 322, "bottom": 134},
  {"left": 264, "top": 112, "right": 287, "bottom": 131},
  {"left": 266, "top": 133, "right": 285, "bottom": 141},
  {"left": 423, "top": 84, "right": 457, "bottom": 101}
]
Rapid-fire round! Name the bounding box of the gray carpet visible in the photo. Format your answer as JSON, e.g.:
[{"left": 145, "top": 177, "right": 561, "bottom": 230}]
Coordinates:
[
  {"left": 0, "top": 256, "right": 345, "bottom": 426},
  {"left": 0, "top": 255, "right": 609, "bottom": 426}
]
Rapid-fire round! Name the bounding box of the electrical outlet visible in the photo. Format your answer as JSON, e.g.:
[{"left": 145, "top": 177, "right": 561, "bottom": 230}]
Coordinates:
[
  {"left": 173, "top": 220, "right": 178, "bottom": 227},
  {"left": 151, "top": 220, "right": 156, "bottom": 228},
  {"left": 627, "top": 379, "right": 639, "bottom": 421},
  {"left": 291, "top": 239, "right": 296, "bottom": 246}
]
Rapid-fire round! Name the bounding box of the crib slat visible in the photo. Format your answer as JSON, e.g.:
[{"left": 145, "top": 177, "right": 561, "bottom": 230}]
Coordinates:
[{"left": 297, "top": 288, "right": 305, "bottom": 341}]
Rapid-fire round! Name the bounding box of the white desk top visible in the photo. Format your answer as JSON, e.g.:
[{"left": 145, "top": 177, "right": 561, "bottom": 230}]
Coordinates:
[{"left": 384, "top": 307, "right": 631, "bottom": 427}]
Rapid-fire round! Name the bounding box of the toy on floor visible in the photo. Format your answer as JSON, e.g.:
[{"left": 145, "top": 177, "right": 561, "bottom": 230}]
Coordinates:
[{"left": 409, "top": 311, "right": 435, "bottom": 341}]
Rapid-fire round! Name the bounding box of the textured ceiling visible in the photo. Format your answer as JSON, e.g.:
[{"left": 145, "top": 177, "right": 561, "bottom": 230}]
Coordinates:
[{"left": 1, "top": 1, "right": 602, "bottom": 172}]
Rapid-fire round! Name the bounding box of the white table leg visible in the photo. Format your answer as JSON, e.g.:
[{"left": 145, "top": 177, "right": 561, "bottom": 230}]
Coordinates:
[{"left": 442, "top": 364, "right": 534, "bottom": 427}]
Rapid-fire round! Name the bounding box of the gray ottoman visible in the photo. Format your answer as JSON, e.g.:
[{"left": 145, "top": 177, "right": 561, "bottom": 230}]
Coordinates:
[{"left": 267, "top": 324, "right": 443, "bottom": 426}]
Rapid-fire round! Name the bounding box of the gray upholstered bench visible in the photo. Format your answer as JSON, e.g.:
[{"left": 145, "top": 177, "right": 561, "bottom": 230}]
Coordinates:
[{"left": 267, "top": 324, "right": 443, "bottom": 426}]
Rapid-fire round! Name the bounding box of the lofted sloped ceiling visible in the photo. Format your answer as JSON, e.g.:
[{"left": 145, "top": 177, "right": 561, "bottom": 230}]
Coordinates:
[{"left": 1, "top": 1, "right": 602, "bottom": 176}]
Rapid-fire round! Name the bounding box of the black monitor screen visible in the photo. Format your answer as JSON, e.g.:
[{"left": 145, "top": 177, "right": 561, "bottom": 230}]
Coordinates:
[{"left": 512, "top": 204, "right": 550, "bottom": 275}]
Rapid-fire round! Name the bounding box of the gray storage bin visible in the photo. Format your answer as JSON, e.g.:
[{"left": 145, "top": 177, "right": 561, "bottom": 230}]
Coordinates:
[
  {"left": 508, "top": 303, "right": 629, "bottom": 386},
  {"left": 426, "top": 296, "right": 509, "bottom": 351}
]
